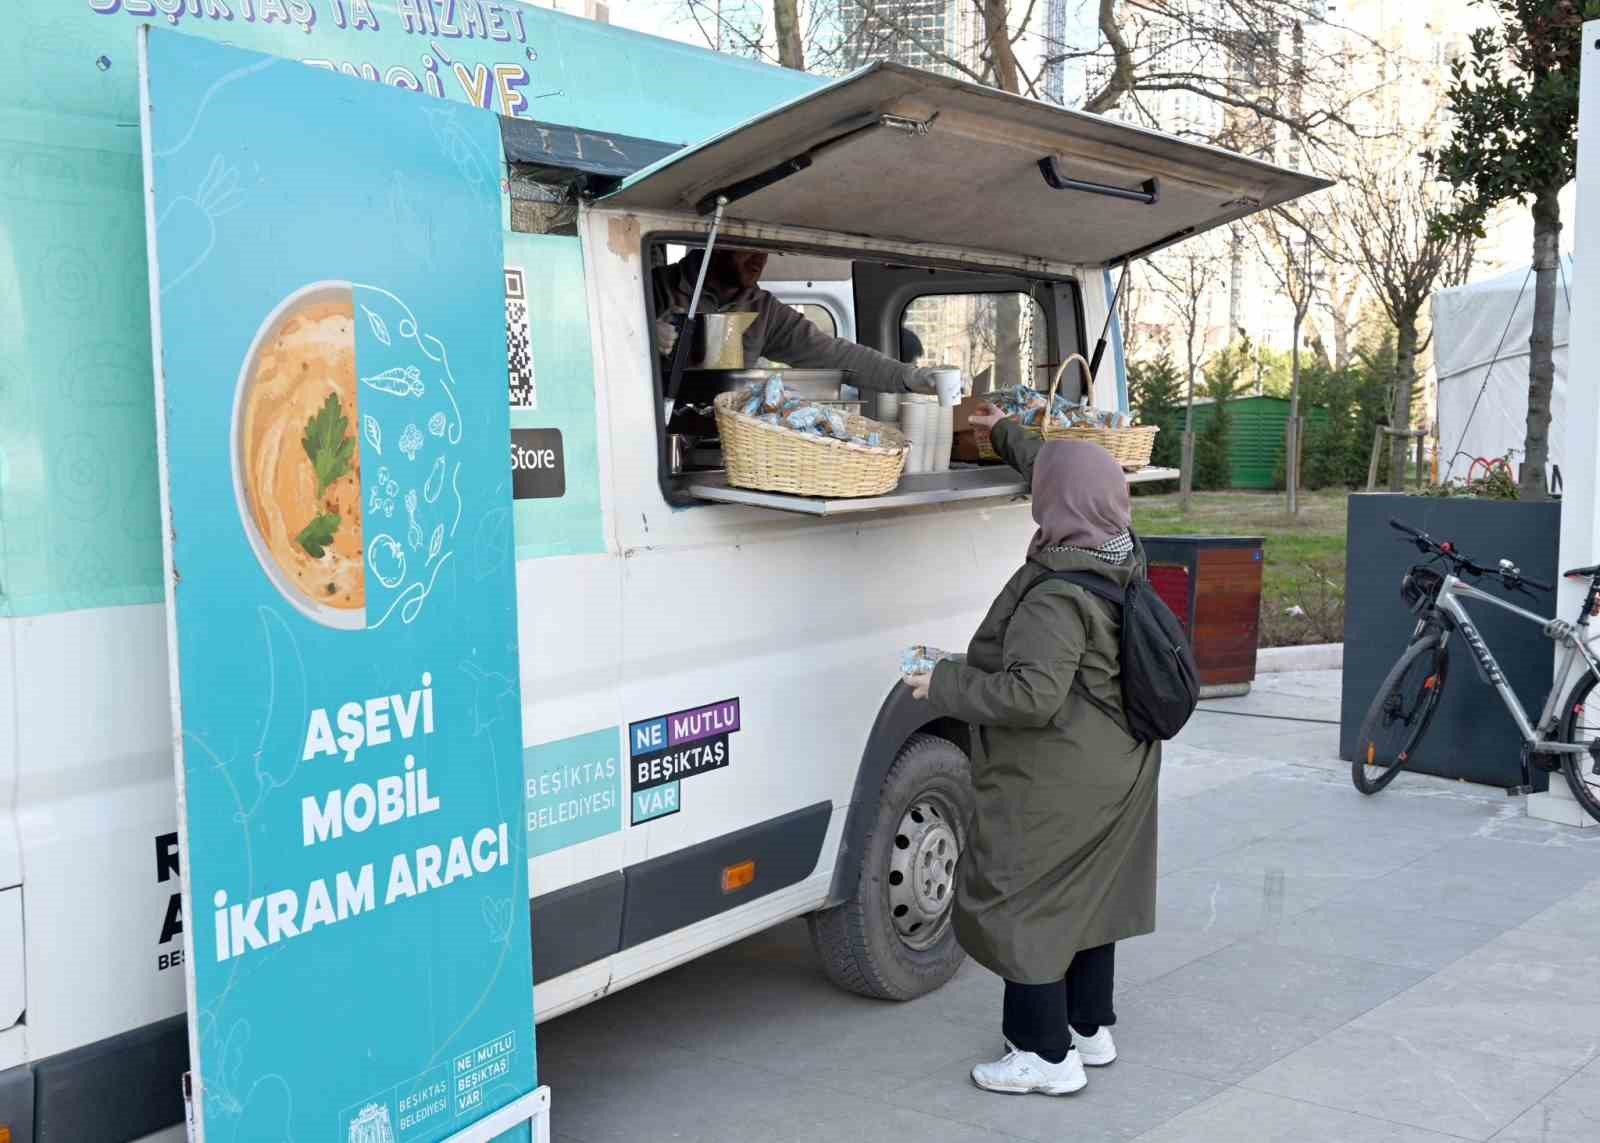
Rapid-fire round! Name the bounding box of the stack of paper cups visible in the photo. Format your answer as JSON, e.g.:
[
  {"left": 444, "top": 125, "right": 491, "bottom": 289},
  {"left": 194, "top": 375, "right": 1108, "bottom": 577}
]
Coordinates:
[
  {"left": 899, "top": 396, "right": 933, "bottom": 475},
  {"left": 933, "top": 403, "right": 954, "bottom": 472},
  {"left": 875, "top": 392, "right": 900, "bottom": 425}
]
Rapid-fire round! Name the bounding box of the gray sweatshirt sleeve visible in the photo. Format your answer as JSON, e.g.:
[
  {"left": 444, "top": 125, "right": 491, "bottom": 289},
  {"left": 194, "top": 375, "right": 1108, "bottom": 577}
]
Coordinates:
[{"left": 756, "top": 291, "right": 920, "bottom": 393}]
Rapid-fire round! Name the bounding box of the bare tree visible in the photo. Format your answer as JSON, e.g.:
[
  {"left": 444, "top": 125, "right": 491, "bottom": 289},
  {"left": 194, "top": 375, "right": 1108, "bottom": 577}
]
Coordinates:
[
  {"left": 1251, "top": 208, "right": 1320, "bottom": 514},
  {"left": 1316, "top": 263, "right": 1362, "bottom": 371},
  {"left": 1146, "top": 237, "right": 1225, "bottom": 509},
  {"left": 668, "top": 0, "right": 1386, "bottom": 161},
  {"left": 1339, "top": 151, "right": 1476, "bottom": 490}
]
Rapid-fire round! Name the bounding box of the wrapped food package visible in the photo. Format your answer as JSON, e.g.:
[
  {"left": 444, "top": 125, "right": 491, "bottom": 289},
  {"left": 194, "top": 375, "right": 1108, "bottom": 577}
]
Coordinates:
[
  {"left": 900, "top": 644, "right": 952, "bottom": 677},
  {"left": 986, "top": 383, "right": 1132, "bottom": 430},
  {"left": 732, "top": 380, "right": 894, "bottom": 448}
]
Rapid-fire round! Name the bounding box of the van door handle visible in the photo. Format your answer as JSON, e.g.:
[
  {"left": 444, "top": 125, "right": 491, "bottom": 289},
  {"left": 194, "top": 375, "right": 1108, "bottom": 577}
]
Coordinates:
[{"left": 1037, "top": 158, "right": 1159, "bottom": 205}]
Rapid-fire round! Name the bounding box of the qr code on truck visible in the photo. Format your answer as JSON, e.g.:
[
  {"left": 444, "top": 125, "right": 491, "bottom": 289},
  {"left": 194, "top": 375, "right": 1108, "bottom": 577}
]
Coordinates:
[{"left": 506, "top": 267, "right": 537, "bottom": 409}]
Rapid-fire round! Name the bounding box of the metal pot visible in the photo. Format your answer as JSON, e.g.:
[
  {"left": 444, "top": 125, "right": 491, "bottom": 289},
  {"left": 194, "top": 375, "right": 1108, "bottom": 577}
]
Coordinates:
[{"left": 689, "top": 313, "right": 758, "bottom": 369}]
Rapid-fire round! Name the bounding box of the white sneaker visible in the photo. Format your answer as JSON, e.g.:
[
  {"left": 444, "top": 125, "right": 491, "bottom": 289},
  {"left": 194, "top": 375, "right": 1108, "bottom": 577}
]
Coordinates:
[
  {"left": 971, "top": 1047, "right": 1087, "bottom": 1095},
  {"left": 1002, "top": 1027, "right": 1116, "bottom": 1067},
  {"left": 1072, "top": 1026, "right": 1117, "bottom": 1067}
]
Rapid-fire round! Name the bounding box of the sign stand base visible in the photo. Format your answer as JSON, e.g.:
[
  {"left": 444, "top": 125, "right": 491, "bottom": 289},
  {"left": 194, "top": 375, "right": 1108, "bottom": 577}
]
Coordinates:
[
  {"left": 443, "top": 1087, "right": 553, "bottom": 1143},
  {"left": 184, "top": 1078, "right": 550, "bottom": 1143}
]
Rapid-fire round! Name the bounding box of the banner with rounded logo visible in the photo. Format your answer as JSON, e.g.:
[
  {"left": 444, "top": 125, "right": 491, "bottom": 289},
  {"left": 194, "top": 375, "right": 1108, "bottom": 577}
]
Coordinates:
[{"left": 140, "top": 28, "right": 541, "bottom": 1142}]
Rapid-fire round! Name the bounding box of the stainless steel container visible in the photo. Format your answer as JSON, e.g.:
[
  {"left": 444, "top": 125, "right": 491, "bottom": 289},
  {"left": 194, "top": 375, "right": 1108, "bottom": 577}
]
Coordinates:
[{"left": 688, "top": 313, "right": 758, "bottom": 368}]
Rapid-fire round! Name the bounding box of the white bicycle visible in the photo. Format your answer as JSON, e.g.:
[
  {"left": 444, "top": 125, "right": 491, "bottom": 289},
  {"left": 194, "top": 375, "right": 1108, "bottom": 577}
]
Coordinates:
[{"left": 1354, "top": 518, "right": 1600, "bottom": 824}]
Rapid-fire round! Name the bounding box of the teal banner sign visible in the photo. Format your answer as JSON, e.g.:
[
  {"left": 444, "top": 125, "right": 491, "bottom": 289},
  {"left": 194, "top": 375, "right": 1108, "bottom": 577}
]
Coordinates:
[{"left": 141, "top": 29, "right": 536, "bottom": 1141}]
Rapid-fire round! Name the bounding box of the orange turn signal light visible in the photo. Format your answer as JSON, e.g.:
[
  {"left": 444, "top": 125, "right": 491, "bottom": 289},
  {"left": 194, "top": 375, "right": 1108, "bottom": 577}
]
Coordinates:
[
  {"left": 2, "top": 1123, "right": 12, "bottom": 1143},
  {"left": 721, "top": 860, "right": 756, "bottom": 893}
]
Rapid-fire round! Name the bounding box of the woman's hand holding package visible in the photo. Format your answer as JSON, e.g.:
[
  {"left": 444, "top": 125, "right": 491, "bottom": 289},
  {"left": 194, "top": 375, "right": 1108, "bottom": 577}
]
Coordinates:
[
  {"left": 967, "top": 401, "right": 1007, "bottom": 431},
  {"left": 904, "top": 672, "right": 933, "bottom": 700}
]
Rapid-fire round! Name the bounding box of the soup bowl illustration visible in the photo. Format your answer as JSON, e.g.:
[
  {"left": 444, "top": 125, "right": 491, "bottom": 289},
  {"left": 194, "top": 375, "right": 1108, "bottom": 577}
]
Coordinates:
[{"left": 231, "top": 280, "right": 366, "bottom": 630}]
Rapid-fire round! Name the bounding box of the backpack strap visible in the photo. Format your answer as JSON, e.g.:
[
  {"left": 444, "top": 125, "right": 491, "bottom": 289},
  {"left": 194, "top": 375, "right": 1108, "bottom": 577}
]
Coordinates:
[{"left": 1018, "top": 570, "right": 1129, "bottom": 732}]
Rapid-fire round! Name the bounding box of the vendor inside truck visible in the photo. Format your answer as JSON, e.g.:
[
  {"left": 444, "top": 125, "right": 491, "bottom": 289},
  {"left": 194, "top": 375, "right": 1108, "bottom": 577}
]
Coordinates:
[{"left": 653, "top": 247, "right": 947, "bottom": 394}]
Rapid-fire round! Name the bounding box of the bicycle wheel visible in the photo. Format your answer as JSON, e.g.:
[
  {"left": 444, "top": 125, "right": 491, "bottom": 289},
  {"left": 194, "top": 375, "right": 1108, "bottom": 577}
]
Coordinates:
[
  {"left": 1353, "top": 634, "right": 1449, "bottom": 795},
  {"left": 1554, "top": 670, "right": 1600, "bottom": 824}
]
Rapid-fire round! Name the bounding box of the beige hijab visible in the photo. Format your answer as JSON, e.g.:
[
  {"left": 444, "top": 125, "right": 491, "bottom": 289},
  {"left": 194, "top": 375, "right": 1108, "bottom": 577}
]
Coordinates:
[{"left": 1028, "top": 440, "right": 1132, "bottom": 556}]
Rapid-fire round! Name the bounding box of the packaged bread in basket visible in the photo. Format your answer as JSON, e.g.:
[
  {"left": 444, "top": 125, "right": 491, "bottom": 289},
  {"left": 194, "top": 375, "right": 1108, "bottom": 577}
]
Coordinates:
[
  {"left": 971, "top": 355, "right": 1158, "bottom": 471},
  {"left": 714, "top": 377, "right": 910, "bottom": 497}
]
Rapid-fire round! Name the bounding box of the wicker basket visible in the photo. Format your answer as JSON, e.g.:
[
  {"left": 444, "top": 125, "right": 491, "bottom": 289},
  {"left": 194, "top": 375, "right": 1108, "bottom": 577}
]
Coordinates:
[
  {"left": 714, "top": 390, "right": 909, "bottom": 497},
  {"left": 1036, "top": 354, "right": 1159, "bottom": 471}
]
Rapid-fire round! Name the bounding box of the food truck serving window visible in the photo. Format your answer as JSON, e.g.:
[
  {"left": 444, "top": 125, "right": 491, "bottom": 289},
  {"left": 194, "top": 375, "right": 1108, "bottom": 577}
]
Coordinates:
[{"left": 646, "top": 235, "right": 1111, "bottom": 516}]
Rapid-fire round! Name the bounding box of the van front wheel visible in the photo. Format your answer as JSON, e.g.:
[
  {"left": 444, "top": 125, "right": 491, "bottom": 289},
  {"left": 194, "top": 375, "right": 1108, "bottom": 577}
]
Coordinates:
[{"left": 807, "top": 733, "right": 974, "bottom": 1000}]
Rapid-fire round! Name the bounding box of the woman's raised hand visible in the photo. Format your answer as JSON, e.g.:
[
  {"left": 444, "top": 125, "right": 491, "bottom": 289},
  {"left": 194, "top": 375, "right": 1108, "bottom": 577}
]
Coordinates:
[
  {"left": 966, "top": 401, "right": 1006, "bottom": 431},
  {"left": 904, "top": 672, "right": 932, "bottom": 701}
]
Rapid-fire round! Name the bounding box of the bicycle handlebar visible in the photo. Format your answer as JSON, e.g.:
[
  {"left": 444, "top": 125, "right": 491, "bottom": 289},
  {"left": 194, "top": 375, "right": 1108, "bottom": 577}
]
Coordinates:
[{"left": 1388, "top": 517, "right": 1551, "bottom": 593}]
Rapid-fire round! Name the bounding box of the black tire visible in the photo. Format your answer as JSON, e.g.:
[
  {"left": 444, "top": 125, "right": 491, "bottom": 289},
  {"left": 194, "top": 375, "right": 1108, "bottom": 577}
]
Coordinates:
[
  {"left": 807, "top": 733, "right": 974, "bottom": 1001},
  {"left": 1353, "top": 634, "right": 1449, "bottom": 795},
  {"left": 1554, "top": 670, "right": 1600, "bottom": 825}
]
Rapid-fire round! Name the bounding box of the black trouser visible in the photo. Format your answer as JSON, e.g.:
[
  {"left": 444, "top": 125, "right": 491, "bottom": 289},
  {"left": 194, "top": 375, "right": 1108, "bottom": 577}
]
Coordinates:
[{"left": 1001, "top": 942, "right": 1116, "bottom": 1064}]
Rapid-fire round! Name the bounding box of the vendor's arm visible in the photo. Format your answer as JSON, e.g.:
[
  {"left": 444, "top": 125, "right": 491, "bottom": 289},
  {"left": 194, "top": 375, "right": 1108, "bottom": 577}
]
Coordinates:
[
  {"left": 926, "top": 588, "right": 1085, "bottom": 727},
  {"left": 757, "top": 292, "right": 922, "bottom": 393}
]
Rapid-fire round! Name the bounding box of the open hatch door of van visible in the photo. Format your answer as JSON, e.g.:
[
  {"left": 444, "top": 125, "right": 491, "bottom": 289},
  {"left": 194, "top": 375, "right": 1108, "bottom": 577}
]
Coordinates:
[{"left": 597, "top": 60, "right": 1331, "bottom": 267}]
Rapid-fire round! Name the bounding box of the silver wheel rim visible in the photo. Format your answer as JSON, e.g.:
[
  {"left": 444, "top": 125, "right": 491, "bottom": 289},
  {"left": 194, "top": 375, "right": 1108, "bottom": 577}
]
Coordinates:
[{"left": 887, "top": 793, "right": 962, "bottom": 951}]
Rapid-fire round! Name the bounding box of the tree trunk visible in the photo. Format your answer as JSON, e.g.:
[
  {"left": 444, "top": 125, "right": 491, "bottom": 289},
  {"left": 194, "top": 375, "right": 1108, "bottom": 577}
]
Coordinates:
[
  {"left": 1327, "top": 277, "right": 1353, "bottom": 371},
  {"left": 1228, "top": 226, "right": 1243, "bottom": 338},
  {"left": 1523, "top": 185, "right": 1562, "bottom": 500},
  {"left": 984, "top": 0, "right": 1020, "bottom": 94},
  {"left": 1387, "top": 317, "right": 1420, "bottom": 492},
  {"left": 994, "top": 294, "right": 1022, "bottom": 389},
  {"left": 774, "top": 0, "right": 804, "bottom": 70},
  {"left": 1288, "top": 313, "right": 1302, "bottom": 514},
  {"left": 1181, "top": 346, "right": 1197, "bottom": 511}
]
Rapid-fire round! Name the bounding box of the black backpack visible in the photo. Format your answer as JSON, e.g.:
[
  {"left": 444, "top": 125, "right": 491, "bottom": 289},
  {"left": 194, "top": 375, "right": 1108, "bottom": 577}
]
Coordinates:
[{"left": 1024, "top": 567, "right": 1200, "bottom": 743}]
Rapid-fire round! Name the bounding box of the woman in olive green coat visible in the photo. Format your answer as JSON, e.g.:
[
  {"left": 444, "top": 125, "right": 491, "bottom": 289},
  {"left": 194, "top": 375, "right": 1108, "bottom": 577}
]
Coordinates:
[{"left": 906, "top": 407, "right": 1160, "bottom": 1097}]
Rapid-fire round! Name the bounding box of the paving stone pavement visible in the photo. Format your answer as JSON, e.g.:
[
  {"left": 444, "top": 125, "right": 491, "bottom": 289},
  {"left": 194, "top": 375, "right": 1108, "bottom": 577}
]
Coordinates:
[{"left": 536, "top": 671, "right": 1600, "bottom": 1142}]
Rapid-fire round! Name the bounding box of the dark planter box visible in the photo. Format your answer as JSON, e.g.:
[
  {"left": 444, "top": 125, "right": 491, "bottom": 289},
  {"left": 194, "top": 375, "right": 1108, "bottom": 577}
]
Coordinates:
[
  {"left": 1339, "top": 494, "right": 1560, "bottom": 789},
  {"left": 1144, "top": 536, "right": 1264, "bottom": 696}
]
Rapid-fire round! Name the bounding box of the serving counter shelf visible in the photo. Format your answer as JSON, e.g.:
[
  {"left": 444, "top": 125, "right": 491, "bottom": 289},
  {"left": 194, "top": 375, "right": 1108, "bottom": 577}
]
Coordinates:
[{"left": 684, "top": 465, "right": 1180, "bottom": 516}]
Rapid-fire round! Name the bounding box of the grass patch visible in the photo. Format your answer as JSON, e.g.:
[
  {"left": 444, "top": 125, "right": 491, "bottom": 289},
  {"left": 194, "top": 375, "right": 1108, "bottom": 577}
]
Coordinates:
[{"left": 1132, "top": 489, "right": 1349, "bottom": 647}]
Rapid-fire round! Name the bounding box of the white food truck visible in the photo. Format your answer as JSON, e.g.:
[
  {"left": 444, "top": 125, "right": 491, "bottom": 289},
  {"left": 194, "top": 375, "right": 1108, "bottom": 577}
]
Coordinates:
[{"left": 0, "top": 6, "right": 1322, "bottom": 1140}]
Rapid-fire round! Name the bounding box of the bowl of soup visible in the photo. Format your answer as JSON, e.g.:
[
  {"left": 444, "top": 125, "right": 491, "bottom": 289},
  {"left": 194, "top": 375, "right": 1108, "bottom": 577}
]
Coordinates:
[{"left": 231, "top": 281, "right": 366, "bottom": 629}]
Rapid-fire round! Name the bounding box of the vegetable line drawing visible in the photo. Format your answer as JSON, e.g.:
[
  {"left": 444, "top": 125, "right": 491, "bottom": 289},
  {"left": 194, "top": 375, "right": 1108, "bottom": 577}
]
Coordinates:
[
  {"left": 449, "top": 461, "right": 464, "bottom": 536},
  {"left": 399, "top": 423, "right": 425, "bottom": 461},
  {"left": 362, "top": 414, "right": 382, "bottom": 456},
  {"left": 367, "top": 534, "right": 406, "bottom": 589},
  {"left": 404, "top": 490, "right": 423, "bottom": 551},
  {"left": 350, "top": 283, "right": 467, "bottom": 627},
  {"left": 361, "top": 304, "right": 391, "bottom": 347},
  {"left": 361, "top": 364, "right": 423, "bottom": 399},
  {"left": 155, "top": 153, "right": 245, "bottom": 297}
]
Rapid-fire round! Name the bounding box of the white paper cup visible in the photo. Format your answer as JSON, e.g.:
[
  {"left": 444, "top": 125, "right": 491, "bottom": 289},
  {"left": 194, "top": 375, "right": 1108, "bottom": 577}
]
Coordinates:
[
  {"left": 934, "top": 404, "right": 954, "bottom": 472},
  {"left": 875, "top": 392, "right": 901, "bottom": 424},
  {"left": 928, "top": 366, "right": 963, "bottom": 407}
]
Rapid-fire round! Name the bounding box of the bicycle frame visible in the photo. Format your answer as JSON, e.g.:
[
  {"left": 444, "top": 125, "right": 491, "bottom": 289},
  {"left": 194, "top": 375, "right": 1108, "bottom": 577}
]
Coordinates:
[{"left": 1430, "top": 575, "right": 1600, "bottom": 754}]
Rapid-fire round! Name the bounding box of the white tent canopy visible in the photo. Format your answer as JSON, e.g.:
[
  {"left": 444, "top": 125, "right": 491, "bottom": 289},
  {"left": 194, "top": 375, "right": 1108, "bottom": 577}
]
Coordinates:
[{"left": 1433, "top": 256, "right": 1573, "bottom": 480}]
